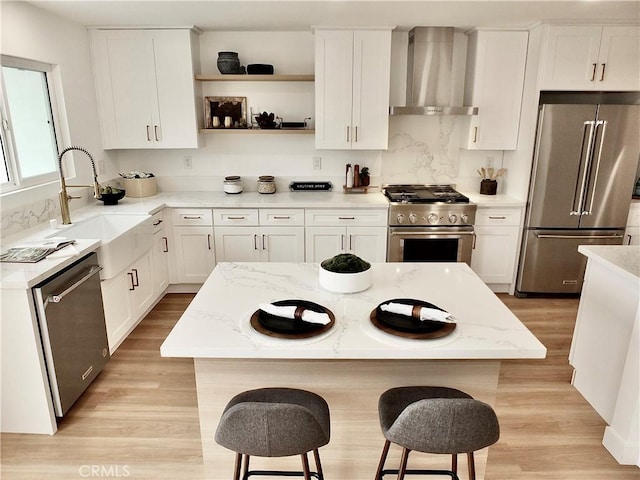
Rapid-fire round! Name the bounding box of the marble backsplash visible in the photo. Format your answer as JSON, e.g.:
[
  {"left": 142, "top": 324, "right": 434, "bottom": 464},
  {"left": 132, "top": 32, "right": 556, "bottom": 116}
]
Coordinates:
[{"left": 1, "top": 198, "right": 60, "bottom": 241}]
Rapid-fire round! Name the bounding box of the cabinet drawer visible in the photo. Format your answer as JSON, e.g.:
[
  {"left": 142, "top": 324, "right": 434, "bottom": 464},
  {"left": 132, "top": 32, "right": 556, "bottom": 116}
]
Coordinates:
[
  {"left": 171, "top": 208, "right": 213, "bottom": 226},
  {"left": 151, "top": 210, "right": 165, "bottom": 233},
  {"left": 259, "top": 209, "right": 305, "bottom": 226},
  {"left": 213, "top": 209, "right": 259, "bottom": 226},
  {"left": 305, "top": 209, "right": 387, "bottom": 226},
  {"left": 475, "top": 208, "right": 522, "bottom": 226}
]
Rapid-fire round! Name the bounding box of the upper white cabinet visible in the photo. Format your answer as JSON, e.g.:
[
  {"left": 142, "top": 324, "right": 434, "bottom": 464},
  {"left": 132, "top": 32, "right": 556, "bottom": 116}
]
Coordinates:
[
  {"left": 463, "top": 30, "right": 528, "bottom": 150},
  {"left": 541, "top": 25, "right": 640, "bottom": 91},
  {"left": 90, "top": 28, "right": 200, "bottom": 149},
  {"left": 314, "top": 28, "right": 392, "bottom": 150}
]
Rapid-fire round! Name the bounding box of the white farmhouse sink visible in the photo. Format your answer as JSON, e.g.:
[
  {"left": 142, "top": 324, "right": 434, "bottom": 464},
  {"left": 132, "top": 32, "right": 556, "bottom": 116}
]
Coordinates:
[{"left": 48, "top": 214, "right": 153, "bottom": 279}]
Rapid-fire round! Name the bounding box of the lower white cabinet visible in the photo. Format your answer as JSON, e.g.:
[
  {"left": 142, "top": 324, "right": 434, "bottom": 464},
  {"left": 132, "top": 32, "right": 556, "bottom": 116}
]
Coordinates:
[
  {"left": 152, "top": 213, "right": 170, "bottom": 295},
  {"left": 214, "top": 227, "right": 305, "bottom": 262},
  {"left": 101, "top": 249, "right": 154, "bottom": 352},
  {"left": 170, "top": 209, "right": 215, "bottom": 284},
  {"left": 470, "top": 208, "right": 522, "bottom": 289},
  {"left": 304, "top": 209, "right": 388, "bottom": 262}
]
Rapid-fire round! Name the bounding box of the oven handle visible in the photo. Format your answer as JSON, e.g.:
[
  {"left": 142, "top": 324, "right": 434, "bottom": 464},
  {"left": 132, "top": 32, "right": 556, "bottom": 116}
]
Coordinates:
[{"left": 390, "top": 231, "right": 475, "bottom": 236}]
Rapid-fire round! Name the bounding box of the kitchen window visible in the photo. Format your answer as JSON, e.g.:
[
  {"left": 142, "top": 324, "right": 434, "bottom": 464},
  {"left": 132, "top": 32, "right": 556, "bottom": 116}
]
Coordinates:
[{"left": 0, "top": 56, "right": 61, "bottom": 193}]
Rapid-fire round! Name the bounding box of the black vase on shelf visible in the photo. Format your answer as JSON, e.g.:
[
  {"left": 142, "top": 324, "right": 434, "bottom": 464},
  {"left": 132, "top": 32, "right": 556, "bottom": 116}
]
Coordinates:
[{"left": 217, "top": 52, "right": 241, "bottom": 74}]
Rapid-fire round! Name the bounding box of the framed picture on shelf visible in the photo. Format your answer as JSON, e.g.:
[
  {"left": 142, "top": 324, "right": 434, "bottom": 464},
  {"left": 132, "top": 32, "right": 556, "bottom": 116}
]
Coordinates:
[{"left": 204, "top": 96, "right": 247, "bottom": 129}]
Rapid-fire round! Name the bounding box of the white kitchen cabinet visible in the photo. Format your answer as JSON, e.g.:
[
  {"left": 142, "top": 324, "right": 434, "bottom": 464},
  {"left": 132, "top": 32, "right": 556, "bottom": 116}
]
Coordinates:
[
  {"left": 314, "top": 28, "right": 392, "bottom": 150},
  {"left": 101, "top": 249, "right": 154, "bottom": 352},
  {"left": 463, "top": 30, "right": 528, "bottom": 150},
  {"left": 624, "top": 202, "right": 640, "bottom": 246},
  {"left": 213, "top": 209, "right": 305, "bottom": 263},
  {"left": 541, "top": 25, "right": 640, "bottom": 91},
  {"left": 171, "top": 209, "right": 215, "bottom": 284},
  {"left": 152, "top": 211, "right": 170, "bottom": 295},
  {"left": 305, "top": 209, "right": 388, "bottom": 262},
  {"left": 470, "top": 208, "right": 522, "bottom": 290},
  {"left": 90, "top": 28, "right": 200, "bottom": 149}
]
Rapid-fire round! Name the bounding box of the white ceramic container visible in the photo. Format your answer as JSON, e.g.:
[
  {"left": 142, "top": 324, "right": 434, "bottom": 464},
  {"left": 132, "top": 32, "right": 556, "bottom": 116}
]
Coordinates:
[{"left": 318, "top": 264, "right": 372, "bottom": 293}]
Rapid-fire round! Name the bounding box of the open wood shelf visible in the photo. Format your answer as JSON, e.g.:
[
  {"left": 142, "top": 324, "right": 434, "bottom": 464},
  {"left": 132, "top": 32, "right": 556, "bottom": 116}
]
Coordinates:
[
  {"left": 199, "top": 128, "right": 314, "bottom": 135},
  {"left": 196, "top": 74, "right": 314, "bottom": 82}
]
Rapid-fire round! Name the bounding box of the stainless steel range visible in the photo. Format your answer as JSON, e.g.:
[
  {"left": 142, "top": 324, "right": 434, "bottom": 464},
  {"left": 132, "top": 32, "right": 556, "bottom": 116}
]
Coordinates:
[{"left": 384, "top": 185, "right": 477, "bottom": 264}]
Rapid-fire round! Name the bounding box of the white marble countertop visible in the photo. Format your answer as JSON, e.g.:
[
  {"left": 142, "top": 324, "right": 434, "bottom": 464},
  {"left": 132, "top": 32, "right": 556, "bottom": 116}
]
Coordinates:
[
  {"left": 578, "top": 245, "right": 640, "bottom": 282},
  {"left": 160, "top": 262, "right": 546, "bottom": 360}
]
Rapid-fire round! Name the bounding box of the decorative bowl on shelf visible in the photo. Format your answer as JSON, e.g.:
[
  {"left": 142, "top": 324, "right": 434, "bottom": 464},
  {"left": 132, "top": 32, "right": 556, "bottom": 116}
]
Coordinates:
[
  {"left": 319, "top": 253, "right": 372, "bottom": 293},
  {"left": 255, "top": 111, "right": 280, "bottom": 129},
  {"left": 99, "top": 187, "right": 125, "bottom": 205}
]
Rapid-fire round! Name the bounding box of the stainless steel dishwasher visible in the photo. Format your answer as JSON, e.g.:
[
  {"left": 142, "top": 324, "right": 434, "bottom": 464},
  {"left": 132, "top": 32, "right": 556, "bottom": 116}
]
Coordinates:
[{"left": 32, "top": 252, "right": 110, "bottom": 417}]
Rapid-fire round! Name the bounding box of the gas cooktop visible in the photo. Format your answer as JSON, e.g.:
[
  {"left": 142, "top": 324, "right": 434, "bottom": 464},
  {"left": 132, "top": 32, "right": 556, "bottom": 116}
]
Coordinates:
[{"left": 383, "top": 185, "right": 470, "bottom": 204}]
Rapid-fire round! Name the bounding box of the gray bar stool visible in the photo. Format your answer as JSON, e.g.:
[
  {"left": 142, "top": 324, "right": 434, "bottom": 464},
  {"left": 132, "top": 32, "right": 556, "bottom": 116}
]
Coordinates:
[
  {"left": 375, "top": 386, "right": 500, "bottom": 480},
  {"left": 215, "top": 387, "right": 330, "bottom": 480}
]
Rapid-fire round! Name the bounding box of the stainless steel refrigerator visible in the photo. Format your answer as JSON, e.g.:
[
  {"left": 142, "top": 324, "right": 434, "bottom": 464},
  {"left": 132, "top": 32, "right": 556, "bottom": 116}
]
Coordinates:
[{"left": 516, "top": 92, "right": 640, "bottom": 296}]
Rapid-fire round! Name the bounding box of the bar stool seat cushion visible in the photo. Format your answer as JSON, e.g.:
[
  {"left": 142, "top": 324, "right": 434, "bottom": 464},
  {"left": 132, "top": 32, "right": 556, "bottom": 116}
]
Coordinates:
[
  {"left": 215, "top": 388, "right": 330, "bottom": 458},
  {"left": 379, "top": 386, "right": 499, "bottom": 454}
]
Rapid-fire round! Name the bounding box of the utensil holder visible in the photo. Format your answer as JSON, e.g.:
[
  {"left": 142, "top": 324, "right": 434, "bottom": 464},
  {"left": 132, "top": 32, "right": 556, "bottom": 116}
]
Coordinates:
[{"left": 480, "top": 179, "right": 497, "bottom": 195}]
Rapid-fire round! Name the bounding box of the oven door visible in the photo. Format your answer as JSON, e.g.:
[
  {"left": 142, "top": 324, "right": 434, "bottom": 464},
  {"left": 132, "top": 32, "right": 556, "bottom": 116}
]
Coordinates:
[{"left": 387, "top": 226, "right": 475, "bottom": 265}]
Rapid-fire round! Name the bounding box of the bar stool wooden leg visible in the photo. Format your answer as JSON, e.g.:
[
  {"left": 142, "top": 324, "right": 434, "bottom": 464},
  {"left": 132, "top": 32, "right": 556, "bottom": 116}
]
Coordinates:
[
  {"left": 397, "top": 447, "right": 411, "bottom": 480},
  {"left": 375, "top": 439, "right": 391, "bottom": 480},
  {"left": 313, "top": 449, "right": 324, "bottom": 480},
  {"left": 467, "top": 452, "right": 476, "bottom": 480},
  {"left": 301, "top": 452, "right": 312, "bottom": 480},
  {"left": 452, "top": 453, "right": 458, "bottom": 474},
  {"left": 242, "top": 455, "right": 250, "bottom": 480},
  {"left": 233, "top": 453, "right": 242, "bottom": 480}
]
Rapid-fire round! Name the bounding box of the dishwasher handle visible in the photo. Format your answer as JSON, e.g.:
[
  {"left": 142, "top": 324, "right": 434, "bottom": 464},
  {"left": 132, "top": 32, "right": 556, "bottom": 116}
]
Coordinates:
[{"left": 46, "top": 265, "right": 103, "bottom": 306}]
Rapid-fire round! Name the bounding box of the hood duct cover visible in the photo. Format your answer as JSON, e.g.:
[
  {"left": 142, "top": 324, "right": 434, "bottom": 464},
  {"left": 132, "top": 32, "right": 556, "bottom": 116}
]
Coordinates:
[{"left": 390, "top": 27, "right": 477, "bottom": 116}]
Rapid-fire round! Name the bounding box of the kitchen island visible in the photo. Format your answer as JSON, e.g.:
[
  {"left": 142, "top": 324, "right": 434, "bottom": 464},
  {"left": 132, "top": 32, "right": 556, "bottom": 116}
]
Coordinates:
[
  {"left": 570, "top": 245, "right": 639, "bottom": 466},
  {"left": 161, "top": 262, "right": 545, "bottom": 479}
]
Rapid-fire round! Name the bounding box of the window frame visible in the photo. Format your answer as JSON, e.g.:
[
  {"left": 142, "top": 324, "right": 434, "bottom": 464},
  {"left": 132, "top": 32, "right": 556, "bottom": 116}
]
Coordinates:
[{"left": 0, "top": 55, "right": 63, "bottom": 194}]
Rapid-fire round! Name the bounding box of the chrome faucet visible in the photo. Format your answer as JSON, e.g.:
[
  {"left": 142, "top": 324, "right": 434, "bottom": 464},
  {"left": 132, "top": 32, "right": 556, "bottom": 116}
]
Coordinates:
[{"left": 57, "top": 146, "right": 102, "bottom": 225}]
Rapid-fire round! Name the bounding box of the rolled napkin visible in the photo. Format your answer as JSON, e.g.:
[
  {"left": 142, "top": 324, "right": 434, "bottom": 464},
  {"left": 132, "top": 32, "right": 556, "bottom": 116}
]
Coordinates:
[
  {"left": 258, "top": 303, "right": 331, "bottom": 325},
  {"left": 380, "top": 302, "right": 455, "bottom": 323}
]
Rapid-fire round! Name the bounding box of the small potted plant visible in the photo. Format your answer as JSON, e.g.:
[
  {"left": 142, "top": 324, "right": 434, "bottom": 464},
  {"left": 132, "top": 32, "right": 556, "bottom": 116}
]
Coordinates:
[
  {"left": 359, "top": 167, "right": 370, "bottom": 186},
  {"left": 319, "top": 253, "right": 372, "bottom": 293}
]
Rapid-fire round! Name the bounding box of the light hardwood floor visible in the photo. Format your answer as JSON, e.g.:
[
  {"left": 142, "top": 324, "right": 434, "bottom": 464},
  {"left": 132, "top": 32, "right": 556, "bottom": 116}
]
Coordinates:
[{"left": 1, "top": 293, "right": 638, "bottom": 479}]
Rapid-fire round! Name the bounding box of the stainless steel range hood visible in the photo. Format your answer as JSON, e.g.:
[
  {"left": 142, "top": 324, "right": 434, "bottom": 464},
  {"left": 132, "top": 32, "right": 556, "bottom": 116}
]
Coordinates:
[{"left": 390, "top": 27, "right": 477, "bottom": 116}]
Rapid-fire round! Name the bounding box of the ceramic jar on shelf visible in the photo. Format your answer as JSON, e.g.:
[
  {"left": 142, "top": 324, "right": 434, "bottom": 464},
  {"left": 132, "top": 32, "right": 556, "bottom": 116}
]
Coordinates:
[{"left": 257, "top": 175, "right": 276, "bottom": 194}]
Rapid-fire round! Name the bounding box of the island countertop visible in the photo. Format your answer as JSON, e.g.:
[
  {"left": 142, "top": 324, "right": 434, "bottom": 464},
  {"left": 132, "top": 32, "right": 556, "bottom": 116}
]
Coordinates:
[{"left": 160, "top": 262, "right": 546, "bottom": 360}]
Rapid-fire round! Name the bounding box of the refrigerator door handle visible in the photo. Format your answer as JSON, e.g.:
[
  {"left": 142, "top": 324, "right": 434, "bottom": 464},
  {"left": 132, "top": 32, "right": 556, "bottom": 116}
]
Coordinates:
[
  {"left": 536, "top": 233, "right": 623, "bottom": 240},
  {"left": 584, "top": 120, "right": 607, "bottom": 216},
  {"left": 571, "top": 120, "right": 596, "bottom": 216}
]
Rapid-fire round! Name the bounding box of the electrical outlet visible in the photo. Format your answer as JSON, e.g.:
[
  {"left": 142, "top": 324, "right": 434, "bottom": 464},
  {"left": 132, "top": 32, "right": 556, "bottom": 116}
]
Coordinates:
[
  {"left": 183, "top": 156, "right": 192, "bottom": 169},
  {"left": 486, "top": 156, "right": 494, "bottom": 168},
  {"left": 313, "top": 156, "right": 322, "bottom": 170}
]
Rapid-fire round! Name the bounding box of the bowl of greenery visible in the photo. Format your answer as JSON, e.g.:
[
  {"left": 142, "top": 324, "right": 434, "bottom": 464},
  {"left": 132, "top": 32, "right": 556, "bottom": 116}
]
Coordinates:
[
  {"left": 99, "top": 185, "right": 125, "bottom": 205},
  {"left": 319, "top": 253, "right": 372, "bottom": 293}
]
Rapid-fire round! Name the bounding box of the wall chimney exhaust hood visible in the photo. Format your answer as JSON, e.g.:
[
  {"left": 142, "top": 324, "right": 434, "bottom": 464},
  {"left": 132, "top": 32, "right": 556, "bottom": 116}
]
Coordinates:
[{"left": 390, "top": 27, "right": 477, "bottom": 116}]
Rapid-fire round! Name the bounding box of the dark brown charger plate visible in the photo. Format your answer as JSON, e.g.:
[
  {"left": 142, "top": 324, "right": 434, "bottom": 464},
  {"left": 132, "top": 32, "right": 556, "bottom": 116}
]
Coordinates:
[
  {"left": 370, "top": 298, "right": 456, "bottom": 340},
  {"left": 250, "top": 299, "right": 335, "bottom": 339}
]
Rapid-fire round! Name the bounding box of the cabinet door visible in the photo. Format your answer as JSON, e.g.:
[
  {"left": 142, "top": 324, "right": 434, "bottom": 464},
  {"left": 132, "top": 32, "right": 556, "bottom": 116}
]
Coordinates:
[
  {"left": 152, "top": 229, "right": 170, "bottom": 295},
  {"left": 90, "top": 29, "right": 155, "bottom": 148},
  {"left": 260, "top": 227, "right": 305, "bottom": 262},
  {"left": 598, "top": 26, "right": 640, "bottom": 91},
  {"left": 465, "top": 31, "right": 528, "bottom": 150},
  {"left": 351, "top": 30, "right": 392, "bottom": 150},
  {"left": 346, "top": 226, "right": 388, "bottom": 262},
  {"left": 131, "top": 250, "right": 155, "bottom": 317},
  {"left": 471, "top": 225, "right": 519, "bottom": 284},
  {"left": 315, "top": 30, "right": 354, "bottom": 149},
  {"left": 149, "top": 30, "right": 199, "bottom": 148},
  {"left": 214, "top": 227, "right": 261, "bottom": 262},
  {"left": 173, "top": 226, "right": 216, "bottom": 283},
  {"left": 305, "top": 227, "right": 346, "bottom": 262},
  {"left": 101, "top": 271, "right": 134, "bottom": 351}
]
